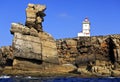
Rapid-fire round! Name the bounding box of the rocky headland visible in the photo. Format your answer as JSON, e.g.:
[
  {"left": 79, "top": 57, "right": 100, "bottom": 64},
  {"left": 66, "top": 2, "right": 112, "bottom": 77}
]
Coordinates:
[{"left": 0, "top": 3, "right": 120, "bottom": 77}]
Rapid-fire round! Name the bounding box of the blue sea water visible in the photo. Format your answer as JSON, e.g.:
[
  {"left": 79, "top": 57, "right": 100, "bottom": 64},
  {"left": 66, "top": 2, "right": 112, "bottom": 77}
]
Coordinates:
[{"left": 0, "top": 77, "right": 120, "bottom": 82}]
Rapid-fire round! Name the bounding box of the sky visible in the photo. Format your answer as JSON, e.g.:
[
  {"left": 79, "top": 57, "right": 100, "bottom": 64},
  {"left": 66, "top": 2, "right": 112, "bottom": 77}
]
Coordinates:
[{"left": 0, "top": 0, "right": 120, "bottom": 47}]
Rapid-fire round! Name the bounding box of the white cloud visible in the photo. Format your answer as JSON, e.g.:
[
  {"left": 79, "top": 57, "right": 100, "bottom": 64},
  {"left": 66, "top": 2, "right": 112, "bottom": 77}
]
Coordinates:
[
  {"left": 59, "top": 13, "right": 68, "bottom": 17},
  {"left": 58, "top": 13, "right": 72, "bottom": 18}
]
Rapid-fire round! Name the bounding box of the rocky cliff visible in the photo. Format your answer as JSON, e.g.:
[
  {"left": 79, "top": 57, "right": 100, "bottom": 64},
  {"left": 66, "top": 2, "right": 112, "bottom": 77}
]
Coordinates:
[
  {"left": 0, "top": 3, "right": 120, "bottom": 77},
  {"left": 56, "top": 35, "right": 120, "bottom": 76},
  {"left": 56, "top": 36, "right": 114, "bottom": 65}
]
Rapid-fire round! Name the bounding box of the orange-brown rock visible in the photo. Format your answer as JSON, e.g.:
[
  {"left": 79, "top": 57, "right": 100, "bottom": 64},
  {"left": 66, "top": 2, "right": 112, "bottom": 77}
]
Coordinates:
[{"left": 2, "top": 3, "right": 120, "bottom": 77}]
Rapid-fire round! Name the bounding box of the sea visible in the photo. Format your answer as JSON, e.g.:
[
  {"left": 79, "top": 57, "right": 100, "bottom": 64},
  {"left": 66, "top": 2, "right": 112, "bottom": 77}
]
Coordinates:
[{"left": 0, "top": 76, "right": 120, "bottom": 82}]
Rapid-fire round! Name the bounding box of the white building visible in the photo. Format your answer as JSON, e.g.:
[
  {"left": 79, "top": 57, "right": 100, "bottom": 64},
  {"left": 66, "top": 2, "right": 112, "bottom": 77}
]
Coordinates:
[{"left": 78, "top": 18, "right": 90, "bottom": 37}]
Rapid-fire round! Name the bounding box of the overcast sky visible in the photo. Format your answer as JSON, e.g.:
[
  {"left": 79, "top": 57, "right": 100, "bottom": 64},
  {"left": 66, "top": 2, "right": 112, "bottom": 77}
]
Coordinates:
[{"left": 0, "top": 0, "right": 120, "bottom": 46}]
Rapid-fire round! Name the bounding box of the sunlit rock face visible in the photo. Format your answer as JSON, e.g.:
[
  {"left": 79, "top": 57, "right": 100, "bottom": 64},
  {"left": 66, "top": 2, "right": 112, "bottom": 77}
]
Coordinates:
[
  {"left": 12, "top": 32, "right": 42, "bottom": 60},
  {"left": 1, "top": 3, "right": 120, "bottom": 77},
  {"left": 10, "top": 3, "right": 59, "bottom": 68}
]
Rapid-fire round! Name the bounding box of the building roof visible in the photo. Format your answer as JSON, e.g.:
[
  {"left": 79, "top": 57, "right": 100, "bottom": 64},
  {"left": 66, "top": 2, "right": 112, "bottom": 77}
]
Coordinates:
[{"left": 82, "top": 18, "right": 90, "bottom": 24}]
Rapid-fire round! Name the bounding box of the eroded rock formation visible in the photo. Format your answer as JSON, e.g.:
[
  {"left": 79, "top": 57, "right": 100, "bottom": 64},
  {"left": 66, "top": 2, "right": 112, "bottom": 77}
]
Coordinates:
[
  {"left": 25, "top": 3, "right": 46, "bottom": 32},
  {"left": 0, "top": 3, "right": 120, "bottom": 77},
  {"left": 10, "top": 4, "right": 59, "bottom": 68}
]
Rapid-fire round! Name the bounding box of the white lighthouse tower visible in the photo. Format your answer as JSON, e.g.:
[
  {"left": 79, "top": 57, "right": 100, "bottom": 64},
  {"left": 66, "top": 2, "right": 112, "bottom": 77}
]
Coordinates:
[{"left": 78, "top": 18, "right": 90, "bottom": 37}]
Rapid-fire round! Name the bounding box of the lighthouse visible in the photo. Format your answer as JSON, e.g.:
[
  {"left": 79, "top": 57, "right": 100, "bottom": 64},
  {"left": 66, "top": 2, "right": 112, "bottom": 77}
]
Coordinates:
[{"left": 78, "top": 18, "right": 90, "bottom": 37}]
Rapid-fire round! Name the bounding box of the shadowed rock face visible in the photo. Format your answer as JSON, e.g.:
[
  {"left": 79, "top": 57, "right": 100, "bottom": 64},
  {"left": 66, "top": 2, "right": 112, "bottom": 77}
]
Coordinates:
[
  {"left": 56, "top": 35, "right": 120, "bottom": 67},
  {"left": 0, "top": 46, "right": 13, "bottom": 67},
  {"left": 56, "top": 35, "right": 120, "bottom": 76}
]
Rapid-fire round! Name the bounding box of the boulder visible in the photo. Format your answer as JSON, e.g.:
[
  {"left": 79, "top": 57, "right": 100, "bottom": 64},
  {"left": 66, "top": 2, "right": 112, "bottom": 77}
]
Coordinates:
[
  {"left": 52, "top": 64, "right": 77, "bottom": 73},
  {"left": 91, "top": 66, "right": 111, "bottom": 76},
  {"left": 111, "top": 70, "right": 120, "bottom": 77},
  {"left": 77, "top": 67, "right": 92, "bottom": 75}
]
